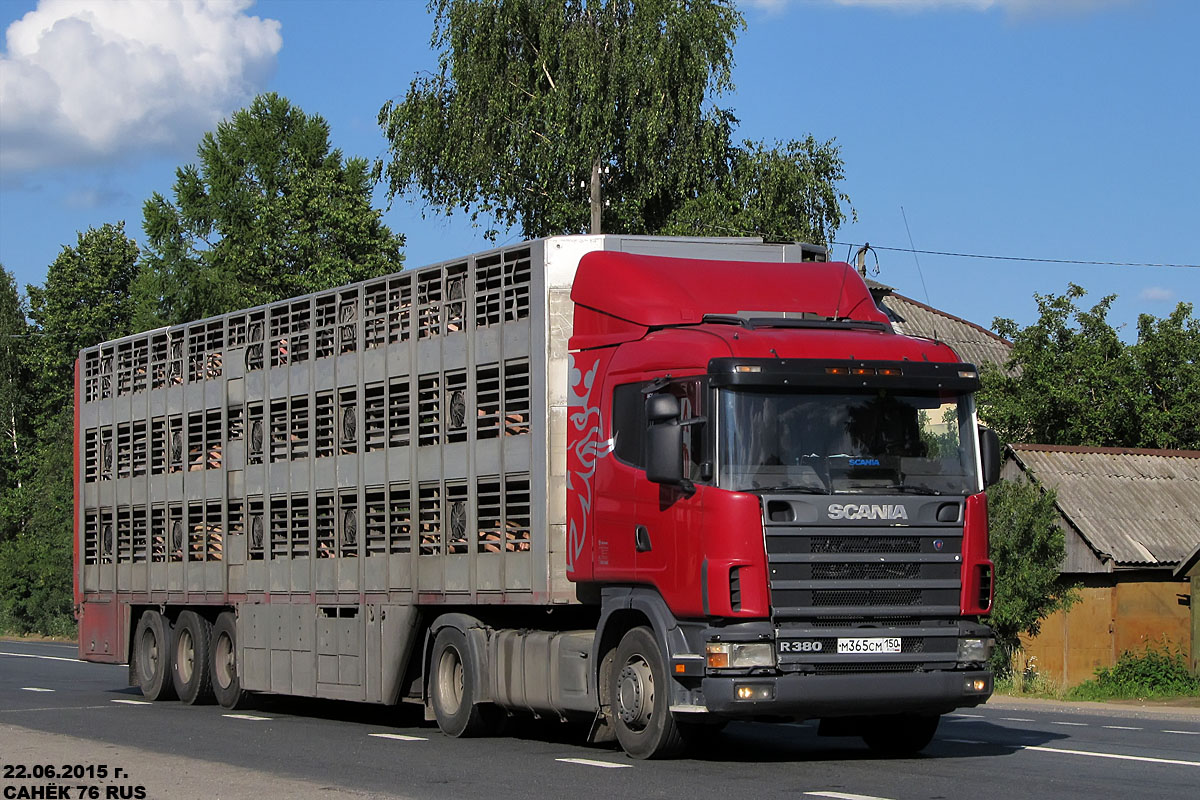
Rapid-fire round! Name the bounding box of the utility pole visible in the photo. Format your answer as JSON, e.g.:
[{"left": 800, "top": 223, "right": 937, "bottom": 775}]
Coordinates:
[
  {"left": 590, "top": 157, "right": 603, "bottom": 234},
  {"left": 855, "top": 242, "right": 870, "bottom": 277}
]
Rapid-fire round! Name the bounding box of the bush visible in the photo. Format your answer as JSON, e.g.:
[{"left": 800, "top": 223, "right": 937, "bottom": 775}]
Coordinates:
[
  {"left": 1068, "top": 641, "right": 1200, "bottom": 701},
  {"left": 0, "top": 532, "right": 75, "bottom": 637}
]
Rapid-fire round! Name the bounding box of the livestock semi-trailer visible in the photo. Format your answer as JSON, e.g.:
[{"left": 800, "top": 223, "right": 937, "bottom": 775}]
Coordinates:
[{"left": 75, "top": 235, "right": 999, "bottom": 758}]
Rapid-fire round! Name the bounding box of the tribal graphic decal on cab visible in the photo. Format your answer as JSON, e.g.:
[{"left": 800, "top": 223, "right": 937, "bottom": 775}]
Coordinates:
[{"left": 566, "top": 351, "right": 614, "bottom": 577}]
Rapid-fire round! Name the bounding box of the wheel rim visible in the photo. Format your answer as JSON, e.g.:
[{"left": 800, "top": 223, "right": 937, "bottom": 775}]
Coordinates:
[
  {"left": 436, "top": 646, "right": 465, "bottom": 715},
  {"left": 616, "top": 652, "right": 655, "bottom": 731},
  {"left": 177, "top": 627, "right": 195, "bottom": 684},
  {"left": 139, "top": 627, "right": 159, "bottom": 682},
  {"left": 214, "top": 631, "right": 234, "bottom": 690}
]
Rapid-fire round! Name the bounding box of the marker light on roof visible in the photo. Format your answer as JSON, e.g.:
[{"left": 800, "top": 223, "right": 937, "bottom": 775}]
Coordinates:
[
  {"left": 734, "top": 365, "right": 762, "bottom": 373},
  {"left": 877, "top": 368, "right": 903, "bottom": 376},
  {"left": 958, "top": 370, "right": 978, "bottom": 379},
  {"left": 825, "top": 367, "right": 848, "bottom": 375}
]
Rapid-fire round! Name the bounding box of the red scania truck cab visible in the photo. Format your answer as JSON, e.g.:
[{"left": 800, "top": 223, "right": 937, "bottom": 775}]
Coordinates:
[{"left": 566, "top": 250, "right": 997, "bottom": 757}]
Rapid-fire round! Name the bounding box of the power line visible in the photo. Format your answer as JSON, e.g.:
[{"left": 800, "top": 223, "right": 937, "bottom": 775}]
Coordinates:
[{"left": 831, "top": 242, "right": 1199, "bottom": 270}]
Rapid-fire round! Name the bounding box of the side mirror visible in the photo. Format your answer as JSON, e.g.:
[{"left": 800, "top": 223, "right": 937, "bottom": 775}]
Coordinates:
[
  {"left": 979, "top": 428, "right": 1001, "bottom": 488},
  {"left": 645, "top": 394, "right": 684, "bottom": 485}
]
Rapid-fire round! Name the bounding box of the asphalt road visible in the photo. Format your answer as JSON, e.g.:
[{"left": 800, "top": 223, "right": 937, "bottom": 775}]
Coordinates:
[{"left": 2, "top": 639, "right": 1198, "bottom": 800}]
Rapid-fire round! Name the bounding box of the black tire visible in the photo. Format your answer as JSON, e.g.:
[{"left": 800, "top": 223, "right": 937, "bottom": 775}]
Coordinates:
[
  {"left": 210, "top": 612, "right": 248, "bottom": 709},
  {"left": 171, "top": 610, "right": 215, "bottom": 705},
  {"left": 132, "top": 610, "right": 176, "bottom": 701},
  {"left": 861, "top": 714, "right": 940, "bottom": 756},
  {"left": 429, "top": 627, "right": 502, "bottom": 738},
  {"left": 610, "top": 626, "right": 686, "bottom": 759}
]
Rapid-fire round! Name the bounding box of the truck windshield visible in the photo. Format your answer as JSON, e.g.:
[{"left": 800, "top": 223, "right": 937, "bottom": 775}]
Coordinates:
[{"left": 717, "top": 388, "right": 978, "bottom": 495}]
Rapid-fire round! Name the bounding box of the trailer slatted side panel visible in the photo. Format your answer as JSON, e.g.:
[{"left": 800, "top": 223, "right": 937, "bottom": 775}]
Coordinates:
[{"left": 78, "top": 240, "right": 551, "bottom": 607}]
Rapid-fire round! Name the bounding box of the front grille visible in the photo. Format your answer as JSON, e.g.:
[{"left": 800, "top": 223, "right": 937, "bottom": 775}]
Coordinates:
[
  {"left": 811, "top": 536, "right": 920, "bottom": 554},
  {"left": 812, "top": 662, "right": 924, "bottom": 674},
  {"left": 812, "top": 589, "right": 923, "bottom": 607},
  {"left": 812, "top": 563, "right": 922, "bottom": 581}
]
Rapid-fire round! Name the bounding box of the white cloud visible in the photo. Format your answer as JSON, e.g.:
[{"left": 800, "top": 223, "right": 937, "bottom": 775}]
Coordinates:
[
  {"left": 0, "top": 0, "right": 281, "bottom": 173},
  {"left": 1139, "top": 286, "right": 1175, "bottom": 302},
  {"left": 745, "top": 0, "right": 1135, "bottom": 13}
]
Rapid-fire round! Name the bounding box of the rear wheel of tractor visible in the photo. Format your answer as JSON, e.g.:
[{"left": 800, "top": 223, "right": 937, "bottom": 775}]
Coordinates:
[
  {"left": 210, "top": 612, "right": 247, "bottom": 709},
  {"left": 133, "top": 610, "right": 176, "bottom": 701},
  {"left": 610, "top": 626, "right": 686, "bottom": 759},
  {"left": 171, "top": 610, "right": 215, "bottom": 705},
  {"left": 861, "top": 713, "right": 940, "bottom": 756},
  {"left": 429, "top": 627, "right": 502, "bottom": 738}
]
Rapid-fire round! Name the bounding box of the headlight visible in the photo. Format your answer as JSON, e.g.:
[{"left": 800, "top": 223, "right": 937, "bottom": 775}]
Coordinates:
[
  {"left": 706, "top": 642, "right": 775, "bottom": 669},
  {"left": 957, "top": 637, "right": 994, "bottom": 663}
]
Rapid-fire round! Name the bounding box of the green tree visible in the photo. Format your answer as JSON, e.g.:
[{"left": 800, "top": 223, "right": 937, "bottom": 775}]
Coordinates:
[
  {"left": 985, "top": 480, "right": 1078, "bottom": 676},
  {"left": 0, "top": 224, "right": 141, "bottom": 635},
  {"left": 0, "top": 268, "right": 32, "bottom": 547},
  {"left": 378, "top": 0, "right": 850, "bottom": 242},
  {"left": 138, "top": 92, "right": 405, "bottom": 327},
  {"left": 979, "top": 284, "right": 1200, "bottom": 450}
]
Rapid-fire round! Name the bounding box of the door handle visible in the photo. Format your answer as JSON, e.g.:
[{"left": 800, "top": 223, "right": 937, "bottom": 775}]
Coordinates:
[{"left": 635, "top": 525, "right": 652, "bottom": 553}]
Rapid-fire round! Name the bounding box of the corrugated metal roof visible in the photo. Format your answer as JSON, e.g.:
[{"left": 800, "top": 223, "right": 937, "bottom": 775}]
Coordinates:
[
  {"left": 1009, "top": 444, "right": 1200, "bottom": 567},
  {"left": 866, "top": 281, "right": 1013, "bottom": 370}
]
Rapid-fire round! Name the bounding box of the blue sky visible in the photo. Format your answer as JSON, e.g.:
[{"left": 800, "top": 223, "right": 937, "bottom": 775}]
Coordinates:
[{"left": 1, "top": 0, "right": 1196, "bottom": 340}]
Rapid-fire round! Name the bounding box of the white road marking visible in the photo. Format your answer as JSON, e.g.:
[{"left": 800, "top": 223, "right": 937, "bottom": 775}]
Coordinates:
[
  {"left": 943, "top": 738, "right": 988, "bottom": 744},
  {"left": 1051, "top": 721, "right": 1088, "bottom": 726},
  {"left": 0, "top": 651, "right": 82, "bottom": 663},
  {"left": 223, "top": 713, "right": 271, "bottom": 721},
  {"left": 948, "top": 713, "right": 984, "bottom": 718},
  {"left": 556, "top": 758, "right": 632, "bottom": 769},
  {"left": 21, "top": 687, "right": 55, "bottom": 692},
  {"left": 1103, "top": 726, "right": 1142, "bottom": 731},
  {"left": 1162, "top": 730, "right": 1200, "bottom": 736},
  {"left": 1001, "top": 717, "right": 1035, "bottom": 722},
  {"left": 806, "top": 792, "right": 895, "bottom": 800},
  {"left": 369, "top": 733, "right": 428, "bottom": 741},
  {"left": 1024, "top": 745, "right": 1200, "bottom": 768},
  {"left": 111, "top": 699, "right": 151, "bottom": 705}
]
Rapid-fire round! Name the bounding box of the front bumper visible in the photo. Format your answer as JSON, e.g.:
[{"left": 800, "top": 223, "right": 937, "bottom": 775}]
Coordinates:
[{"left": 701, "top": 669, "right": 992, "bottom": 719}]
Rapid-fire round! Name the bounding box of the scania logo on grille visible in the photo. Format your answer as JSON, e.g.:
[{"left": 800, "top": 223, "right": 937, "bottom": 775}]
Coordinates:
[{"left": 827, "top": 503, "right": 909, "bottom": 521}]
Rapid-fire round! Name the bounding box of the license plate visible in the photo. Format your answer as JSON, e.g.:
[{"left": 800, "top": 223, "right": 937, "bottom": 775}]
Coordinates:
[{"left": 837, "top": 637, "right": 901, "bottom": 654}]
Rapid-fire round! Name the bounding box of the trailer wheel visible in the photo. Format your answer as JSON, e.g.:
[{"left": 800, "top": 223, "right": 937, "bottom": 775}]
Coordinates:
[
  {"left": 430, "top": 627, "right": 498, "bottom": 738},
  {"left": 133, "top": 610, "right": 176, "bottom": 701},
  {"left": 610, "top": 626, "right": 686, "bottom": 759},
  {"left": 861, "top": 713, "right": 940, "bottom": 756},
  {"left": 172, "top": 611, "right": 215, "bottom": 705},
  {"left": 210, "top": 612, "right": 247, "bottom": 709}
]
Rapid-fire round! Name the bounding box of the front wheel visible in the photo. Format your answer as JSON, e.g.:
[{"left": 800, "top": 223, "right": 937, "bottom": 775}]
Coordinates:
[
  {"left": 429, "top": 627, "right": 503, "bottom": 737},
  {"left": 609, "top": 626, "right": 686, "bottom": 759},
  {"left": 861, "top": 713, "right": 940, "bottom": 756}
]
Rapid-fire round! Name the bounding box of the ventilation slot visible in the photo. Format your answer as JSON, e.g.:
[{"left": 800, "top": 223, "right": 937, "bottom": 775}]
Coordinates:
[
  {"left": 168, "top": 506, "right": 184, "bottom": 562},
  {"left": 314, "top": 392, "right": 335, "bottom": 458},
  {"left": 364, "top": 281, "right": 389, "bottom": 349},
  {"left": 364, "top": 488, "right": 386, "bottom": 556},
  {"left": 503, "top": 249, "right": 532, "bottom": 321},
  {"left": 417, "top": 270, "right": 442, "bottom": 339},
  {"left": 206, "top": 500, "right": 223, "bottom": 561},
  {"left": 269, "top": 496, "right": 288, "bottom": 560},
  {"left": 364, "top": 382, "right": 386, "bottom": 451},
  {"left": 187, "top": 412, "right": 204, "bottom": 471},
  {"left": 269, "top": 399, "right": 289, "bottom": 463},
  {"left": 131, "top": 421, "right": 147, "bottom": 477},
  {"left": 290, "top": 494, "right": 309, "bottom": 559},
  {"left": 84, "top": 430, "right": 99, "bottom": 483},
  {"left": 315, "top": 493, "right": 335, "bottom": 557},
  {"left": 340, "top": 491, "right": 358, "bottom": 557},
  {"left": 338, "top": 292, "right": 358, "bottom": 355},
  {"left": 150, "top": 506, "right": 166, "bottom": 563},
  {"left": 418, "top": 482, "right": 442, "bottom": 555},
  {"left": 83, "top": 351, "right": 101, "bottom": 402},
  {"left": 116, "top": 423, "right": 131, "bottom": 479},
  {"left": 248, "top": 498, "right": 264, "bottom": 560},
  {"left": 84, "top": 510, "right": 99, "bottom": 565},
  {"left": 503, "top": 359, "right": 531, "bottom": 436},
  {"left": 100, "top": 508, "right": 113, "bottom": 564},
  {"left": 730, "top": 566, "right": 743, "bottom": 612},
  {"left": 339, "top": 389, "right": 357, "bottom": 454},
  {"left": 388, "top": 275, "right": 412, "bottom": 344},
  {"left": 445, "top": 371, "right": 467, "bottom": 444},
  {"left": 387, "top": 484, "right": 412, "bottom": 554},
  {"left": 100, "top": 427, "right": 113, "bottom": 481},
  {"left": 246, "top": 404, "right": 264, "bottom": 465},
  {"left": 445, "top": 262, "right": 467, "bottom": 333},
  {"left": 314, "top": 295, "right": 336, "bottom": 359},
  {"left": 504, "top": 475, "right": 531, "bottom": 552},
  {"left": 116, "top": 342, "right": 133, "bottom": 396},
  {"left": 474, "top": 253, "right": 503, "bottom": 328},
  {"left": 245, "top": 315, "right": 265, "bottom": 371},
  {"left": 387, "top": 377, "right": 411, "bottom": 448},
  {"left": 476, "top": 479, "right": 502, "bottom": 553},
  {"left": 447, "top": 483, "right": 469, "bottom": 554},
  {"left": 116, "top": 506, "right": 132, "bottom": 563},
  {"left": 417, "top": 374, "right": 441, "bottom": 446},
  {"left": 475, "top": 364, "right": 501, "bottom": 440}
]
